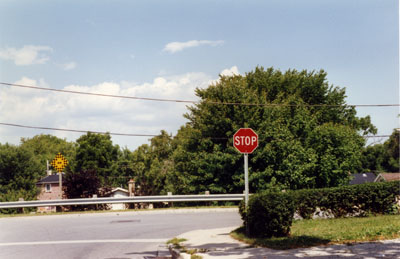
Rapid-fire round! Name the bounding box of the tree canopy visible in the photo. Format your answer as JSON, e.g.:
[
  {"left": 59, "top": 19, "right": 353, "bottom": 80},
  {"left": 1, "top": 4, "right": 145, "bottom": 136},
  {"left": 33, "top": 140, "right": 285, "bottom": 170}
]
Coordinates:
[
  {"left": 172, "top": 67, "right": 376, "bottom": 193},
  {"left": 74, "top": 132, "right": 120, "bottom": 182},
  {"left": 20, "top": 134, "right": 76, "bottom": 173},
  {"left": 361, "top": 129, "right": 400, "bottom": 173}
]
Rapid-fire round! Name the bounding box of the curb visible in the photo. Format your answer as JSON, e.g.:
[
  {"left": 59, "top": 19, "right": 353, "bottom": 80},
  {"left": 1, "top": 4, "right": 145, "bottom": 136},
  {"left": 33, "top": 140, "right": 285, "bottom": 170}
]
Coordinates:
[
  {"left": 168, "top": 245, "right": 195, "bottom": 259},
  {"left": 168, "top": 245, "right": 183, "bottom": 259}
]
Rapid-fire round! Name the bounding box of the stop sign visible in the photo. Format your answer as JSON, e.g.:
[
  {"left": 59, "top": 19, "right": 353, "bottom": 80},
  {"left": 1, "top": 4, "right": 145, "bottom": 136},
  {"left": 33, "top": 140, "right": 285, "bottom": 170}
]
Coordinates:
[{"left": 233, "top": 128, "right": 258, "bottom": 154}]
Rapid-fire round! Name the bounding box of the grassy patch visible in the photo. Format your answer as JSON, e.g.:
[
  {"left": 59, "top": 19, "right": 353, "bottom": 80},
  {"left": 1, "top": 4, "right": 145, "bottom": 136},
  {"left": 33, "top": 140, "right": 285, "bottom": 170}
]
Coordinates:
[
  {"left": 232, "top": 214, "right": 400, "bottom": 250},
  {"left": 167, "top": 237, "right": 205, "bottom": 258},
  {"left": 167, "top": 237, "right": 188, "bottom": 250}
]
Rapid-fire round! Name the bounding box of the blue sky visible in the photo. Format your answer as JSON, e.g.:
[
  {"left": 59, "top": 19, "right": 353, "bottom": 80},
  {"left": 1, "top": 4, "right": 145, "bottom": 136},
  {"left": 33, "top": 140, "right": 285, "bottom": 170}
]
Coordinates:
[{"left": 0, "top": 0, "right": 398, "bottom": 149}]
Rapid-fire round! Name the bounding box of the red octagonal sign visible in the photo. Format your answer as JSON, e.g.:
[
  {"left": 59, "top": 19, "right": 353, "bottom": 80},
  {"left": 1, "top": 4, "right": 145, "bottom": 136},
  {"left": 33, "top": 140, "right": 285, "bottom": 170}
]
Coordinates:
[{"left": 233, "top": 128, "right": 258, "bottom": 154}]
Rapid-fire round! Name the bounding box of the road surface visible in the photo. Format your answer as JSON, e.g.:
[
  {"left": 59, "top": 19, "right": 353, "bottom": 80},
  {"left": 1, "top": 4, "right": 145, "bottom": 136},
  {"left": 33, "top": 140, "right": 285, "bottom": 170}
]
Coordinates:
[{"left": 0, "top": 208, "right": 241, "bottom": 259}]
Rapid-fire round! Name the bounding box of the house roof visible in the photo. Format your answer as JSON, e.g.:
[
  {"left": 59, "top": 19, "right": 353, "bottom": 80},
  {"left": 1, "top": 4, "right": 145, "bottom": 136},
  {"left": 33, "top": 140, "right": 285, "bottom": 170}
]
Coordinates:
[
  {"left": 36, "top": 174, "right": 64, "bottom": 185},
  {"left": 349, "top": 173, "right": 376, "bottom": 185},
  {"left": 375, "top": 173, "right": 400, "bottom": 182},
  {"left": 110, "top": 187, "right": 129, "bottom": 194}
]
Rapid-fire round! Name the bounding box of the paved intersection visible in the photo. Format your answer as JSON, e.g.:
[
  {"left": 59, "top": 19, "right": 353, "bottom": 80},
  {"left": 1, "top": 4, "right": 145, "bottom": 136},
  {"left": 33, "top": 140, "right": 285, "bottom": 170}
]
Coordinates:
[{"left": 0, "top": 208, "right": 241, "bottom": 259}]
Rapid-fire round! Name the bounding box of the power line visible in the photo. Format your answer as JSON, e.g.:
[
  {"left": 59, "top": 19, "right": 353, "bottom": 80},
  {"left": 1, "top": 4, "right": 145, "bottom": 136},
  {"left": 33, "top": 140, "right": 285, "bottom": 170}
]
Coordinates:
[
  {"left": 363, "top": 135, "right": 392, "bottom": 138},
  {"left": 0, "top": 122, "right": 158, "bottom": 137},
  {"left": 0, "top": 82, "right": 196, "bottom": 104},
  {"left": 1, "top": 82, "right": 399, "bottom": 108},
  {"left": 0, "top": 122, "right": 391, "bottom": 139}
]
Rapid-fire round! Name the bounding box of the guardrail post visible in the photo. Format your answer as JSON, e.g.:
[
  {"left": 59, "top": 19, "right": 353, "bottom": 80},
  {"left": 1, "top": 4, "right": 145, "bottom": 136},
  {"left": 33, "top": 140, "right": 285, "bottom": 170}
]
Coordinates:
[
  {"left": 18, "top": 198, "right": 24, "bottom": 214},
  {"left": 205, "top": 191, "right": 211, "bottom": 206},
  {"left": 168, "top": 192, "right": 173, "bottom": 208},
  {"left": 92, "top": 195, "right": 98, "bottom": 210}
]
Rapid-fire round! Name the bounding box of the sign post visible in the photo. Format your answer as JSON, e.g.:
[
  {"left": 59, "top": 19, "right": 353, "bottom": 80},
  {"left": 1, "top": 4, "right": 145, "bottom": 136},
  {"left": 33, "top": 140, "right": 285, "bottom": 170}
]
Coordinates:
[
  {"left": 50, "top": 153, "right": 68, "bottom": 199},
  {"left": 233, "top": 128, "right": 258, "bottom": 208},
  {"left": 244, "top": 153, "right": 249, "bottom": 206}
]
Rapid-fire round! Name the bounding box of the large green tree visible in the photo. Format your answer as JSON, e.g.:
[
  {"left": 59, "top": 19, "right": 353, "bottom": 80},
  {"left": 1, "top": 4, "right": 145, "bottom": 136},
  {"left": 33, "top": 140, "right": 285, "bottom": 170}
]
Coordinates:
[
  {"left": 73, "top": 132, "right": 120, "bottom": 183},
  {"left": 361, "top": 129, "right": 400, "bottom": 173},
  {"left": 172, "top": 67, "right": 376, "bottom": 194},
  {"left": 64, "top": 169, "right": 102, "bottom": 199},
  {"left": 131, "top": 130, "right": 175, "bottom": 195},
  {"left": 0, "top": 135, "right": 75, "bottom": 212},
  {"left": 20, "top": 134, "right": 76, "bottom": 175},
  {"left": 382, "top": 129, "right": 399, "bottom": 172},
  {"left": 0, "top": 143, "right": 42, "bottom": 209}
]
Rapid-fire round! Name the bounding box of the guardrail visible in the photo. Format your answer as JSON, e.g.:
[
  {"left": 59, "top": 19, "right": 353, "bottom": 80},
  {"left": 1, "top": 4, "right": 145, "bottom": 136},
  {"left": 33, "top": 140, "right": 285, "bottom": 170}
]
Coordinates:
[{"left": 0, "top": 194, "right": 245, "bottom": 209}]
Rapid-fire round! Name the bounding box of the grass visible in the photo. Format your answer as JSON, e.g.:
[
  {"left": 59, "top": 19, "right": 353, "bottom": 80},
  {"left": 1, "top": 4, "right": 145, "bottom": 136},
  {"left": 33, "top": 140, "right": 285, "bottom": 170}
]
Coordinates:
[
  {"left": 231, "top": 214, "right": 400, "bottom": 250},
  {"left": 167, "top": 237, "right": 205, "bottom": 259},
  {"left": 167, "top": 237, "right": 188, "bottom": 250}
]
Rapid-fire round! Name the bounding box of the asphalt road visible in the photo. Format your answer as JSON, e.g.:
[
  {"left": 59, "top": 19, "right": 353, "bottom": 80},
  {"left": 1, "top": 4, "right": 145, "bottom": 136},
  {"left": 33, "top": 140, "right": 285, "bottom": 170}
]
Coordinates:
[{"left": 0, "top": 208, "right": 242, "bottom": 259}]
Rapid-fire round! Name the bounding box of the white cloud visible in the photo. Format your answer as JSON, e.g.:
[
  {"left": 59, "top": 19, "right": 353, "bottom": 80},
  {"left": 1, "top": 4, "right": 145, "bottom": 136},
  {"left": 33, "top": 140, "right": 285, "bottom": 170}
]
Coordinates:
[
  {"left": 0, "top": 45, "right": 53, "bottom": 65},
  {"left": 163, "top": 40, "right": 224, "bottom": 53},
  {"left": 220, "top": 66, "right": 240, "bottom": 77},
  {"left": 14, "top": 77, "right": 49, "bottom": 88},
  {"left": 0, "top": 77, "right": 51, "bottom": 125},
  {"left": 61, "top": 62, "right": 76, "bottom": 71},
  {"left": 0, "top": 67, "right": 236, "bottom": 145},
  {"left": 0, "top": 72, "right": 214, "bottom": 149},
  {"left": 0, "top": 68, "right": 236, "bottom": 149}
]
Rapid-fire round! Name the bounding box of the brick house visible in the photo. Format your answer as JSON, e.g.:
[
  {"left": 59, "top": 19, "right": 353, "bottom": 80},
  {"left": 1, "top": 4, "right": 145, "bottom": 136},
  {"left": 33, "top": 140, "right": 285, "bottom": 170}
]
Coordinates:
[
  {"left": 36, "top": 173, "right": 64, "bottom": 213},
  {"left": 374, "top": 173, "right": 400, "bottom": 182}
]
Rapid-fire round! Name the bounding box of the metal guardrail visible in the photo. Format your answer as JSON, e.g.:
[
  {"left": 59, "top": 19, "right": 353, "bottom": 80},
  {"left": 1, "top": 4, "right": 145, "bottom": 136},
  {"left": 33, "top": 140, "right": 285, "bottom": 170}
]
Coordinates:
[{"left": 0, "top": 194, "right": 245, "bottom": 209}]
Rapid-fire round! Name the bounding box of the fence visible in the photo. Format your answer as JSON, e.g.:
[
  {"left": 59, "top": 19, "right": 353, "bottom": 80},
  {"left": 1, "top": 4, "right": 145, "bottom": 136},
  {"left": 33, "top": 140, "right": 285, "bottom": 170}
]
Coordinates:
[{"left": 0, "top": 194, "right": 245, "bottom": 209}]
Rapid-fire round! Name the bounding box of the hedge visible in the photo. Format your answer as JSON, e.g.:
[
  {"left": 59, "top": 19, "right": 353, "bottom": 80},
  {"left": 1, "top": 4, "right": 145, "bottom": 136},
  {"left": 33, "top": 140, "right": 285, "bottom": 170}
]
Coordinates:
[
  {"left": 240, "top": 181, "right": 400, "bottom": 238},
  {"left": 295, "top": 181, "right": 400, "bottom": 219}
]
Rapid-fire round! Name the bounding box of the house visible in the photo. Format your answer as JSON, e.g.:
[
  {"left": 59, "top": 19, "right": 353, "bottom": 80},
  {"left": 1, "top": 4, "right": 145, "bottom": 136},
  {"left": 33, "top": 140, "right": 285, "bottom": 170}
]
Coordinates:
[
  {"left": 107, "top": 179, "right": 136, "bottom": 210},
  {"left": 349, "top": 173, "right": 376, "bottom": 185},
  {"left": 36, "top": 173, "right": 64, "bottom": 213},
  {"left": 108, "top": 187, "right": 130, "bottom": 210},
  {"left": 374, "top": 173, "right": 400, "bottom": 182}
]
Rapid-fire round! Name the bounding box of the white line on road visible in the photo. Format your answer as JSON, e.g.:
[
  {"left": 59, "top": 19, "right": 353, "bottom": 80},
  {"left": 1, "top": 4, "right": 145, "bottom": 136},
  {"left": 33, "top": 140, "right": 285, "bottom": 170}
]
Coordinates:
[{"left": 0, "top": 239, "right": 168, "bottom": 246}]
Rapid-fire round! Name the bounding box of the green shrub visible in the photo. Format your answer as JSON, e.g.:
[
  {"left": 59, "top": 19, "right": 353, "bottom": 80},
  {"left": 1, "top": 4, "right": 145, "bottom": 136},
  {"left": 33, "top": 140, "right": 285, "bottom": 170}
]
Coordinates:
[
  {"left": 294, "top": 181, "right": 400, "bottom": 218},
  {"left": 240, "top": 181, "right": 399, "bottom": 238},
  {"left": 238, "top": 199, "right": 246, "bottom": 221},
  {"left": 294, "top": 189, "right": 322, "bottom": 219},
  {"left": 245, "top": 191, "right": 295, "bottom": 238}
]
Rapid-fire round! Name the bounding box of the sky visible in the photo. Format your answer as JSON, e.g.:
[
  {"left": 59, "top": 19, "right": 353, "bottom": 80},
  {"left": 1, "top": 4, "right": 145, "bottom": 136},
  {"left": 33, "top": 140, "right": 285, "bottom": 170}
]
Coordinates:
[{"left": 0, "top": 0, "right": 398, "bottom": 150}]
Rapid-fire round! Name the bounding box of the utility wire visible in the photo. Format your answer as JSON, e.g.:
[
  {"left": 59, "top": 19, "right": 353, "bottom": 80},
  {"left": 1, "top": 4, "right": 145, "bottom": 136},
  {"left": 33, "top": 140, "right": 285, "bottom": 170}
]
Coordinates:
[
  {"left": 0, "top": 122, "right": 158, "bottom": 137},
  {"left": 1, "top": 82, "right": 399, "bottom": 108},
  {"left": 0, "top": 122, "right": 391, "bottom": 139},
  {"left": 0, "top": 82, "right": 195, "bottom": 104},
  {"left": 363, "top": 135, "right": 391, "bottom": 138}
]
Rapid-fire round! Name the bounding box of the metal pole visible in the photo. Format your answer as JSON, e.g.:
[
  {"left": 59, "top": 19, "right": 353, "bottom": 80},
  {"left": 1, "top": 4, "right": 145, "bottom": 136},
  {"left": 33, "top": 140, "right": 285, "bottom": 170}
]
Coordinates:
[
  {"left": 59, "top": 172, "right": 62, "bottom": 199},
  {"left": 244, "top": 153, "right": 250, "bottom": 236},
  {"left": 244, "top": 153, "right": 249, "bottom": 207}
]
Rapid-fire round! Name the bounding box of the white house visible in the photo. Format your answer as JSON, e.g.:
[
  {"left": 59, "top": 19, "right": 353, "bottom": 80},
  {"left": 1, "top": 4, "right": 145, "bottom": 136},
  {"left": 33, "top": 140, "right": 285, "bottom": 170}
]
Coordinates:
[
  {"left": 108, "top": 187, "right": 130, "bottom": 210},
  {"left": 107, "top": 179, "right": 136, "bottom": 210}
]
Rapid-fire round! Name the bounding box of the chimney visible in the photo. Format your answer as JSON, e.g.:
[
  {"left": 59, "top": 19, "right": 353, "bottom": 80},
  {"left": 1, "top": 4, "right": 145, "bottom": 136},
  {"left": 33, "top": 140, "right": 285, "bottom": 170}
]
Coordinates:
[{"left": 128, "top": 179, "right": 135, "bottom": 197}]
